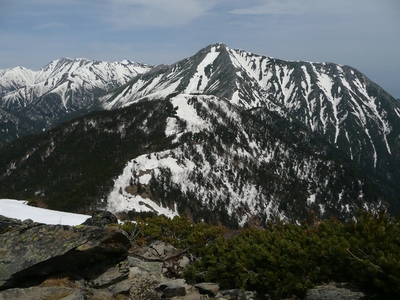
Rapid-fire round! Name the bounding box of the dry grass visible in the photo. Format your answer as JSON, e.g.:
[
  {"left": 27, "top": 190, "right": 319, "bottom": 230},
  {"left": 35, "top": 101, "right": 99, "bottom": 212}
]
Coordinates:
[{"left": 40, "top": 275, "right": 79, "bottom": 289}]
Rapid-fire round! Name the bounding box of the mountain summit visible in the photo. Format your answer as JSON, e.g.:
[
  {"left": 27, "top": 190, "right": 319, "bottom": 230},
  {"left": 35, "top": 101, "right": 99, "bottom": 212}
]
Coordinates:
[
  {"left": 1, "top": 44, "right": 400, "bottom": 225},
  {"left": 100, "top": 43, "right": 400, "bottom": 175}
]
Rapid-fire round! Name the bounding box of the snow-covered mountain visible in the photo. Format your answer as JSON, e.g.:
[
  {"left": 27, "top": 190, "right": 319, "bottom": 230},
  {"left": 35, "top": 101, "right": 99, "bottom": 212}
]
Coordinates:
[
  {"left": 0, "top": 93, "right": 394, "bottom": 225},
  {"left": 1, "top": 43, "right": 400, "bottom": 225},
  {"left": 100, "top": 43, "right": 400, "bottom": 180},
  {"left": 0, "top": 58, "right": 152, "bottom": 146}
]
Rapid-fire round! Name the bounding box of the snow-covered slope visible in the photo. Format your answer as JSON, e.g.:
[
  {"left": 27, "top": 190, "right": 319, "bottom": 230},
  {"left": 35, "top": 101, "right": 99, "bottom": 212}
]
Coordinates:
[
  {"left": 1, "top": 43, "right": 400, "bottom": 225},
  {"left": 0, "top": 94, "right": 391, "bottom": 226},
  {"left": 0, "top": 199, "right": 89, "bottom": 225},
  {"left": 0, "top": 58, "right": 152, "bottom": 147},
  {"left": 104, "top": 94, "right": 387, "bottom": 225},
  {"left": 100, "top": 43, "right": 400, "bottom": 177}
]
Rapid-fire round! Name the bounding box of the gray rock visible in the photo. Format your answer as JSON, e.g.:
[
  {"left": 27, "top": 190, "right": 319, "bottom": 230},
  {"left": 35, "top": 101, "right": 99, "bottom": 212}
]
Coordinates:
[
  {"left": 59, "top": 289, "right": 85, "bottom": 300},
  {"left": 179, "top": 256, "right": 191, "bottom": 268},
  {"left": 305, "top": 282, "right": 366, "bottom": 300},
  {"left": 156, "top": 279, "right": 188, "bottom": 297},
  {"left": 165, "top": 286, "right": 187, "bottom": 297},
  {"left": 81, "top": 210, "right": 118, "bottom": 227},
  {"left": 128, "top": 256, "right": 163, "bottom": 273},
  {"left": 91, "top": 260, "right": 129, "bottom": 288},
  {"left": 217, "top": 289, "right": 256, "bottom": 300},
  {"left": 195, "top": 282, "right": 220, "bottom": 296},
  {"left": 107, "top": 279, "right": 132, "bottom": 295},
  {"left": 0, "top": 215, "right": 23, "bottom": 234},
  {"left": 150, "top": 240, "right": 166, "bottom": 257},
  {"left": 85, "top": 288, "right": 114, "bottom": 300},
  {"left": 0, "top": 220, "right": 131, "bottom": 290}
]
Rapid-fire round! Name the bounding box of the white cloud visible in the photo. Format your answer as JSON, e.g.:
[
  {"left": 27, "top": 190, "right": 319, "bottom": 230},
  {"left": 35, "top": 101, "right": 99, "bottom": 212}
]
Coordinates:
[{"left": 107, "top": 0, "right": 217, "bottom": 28}]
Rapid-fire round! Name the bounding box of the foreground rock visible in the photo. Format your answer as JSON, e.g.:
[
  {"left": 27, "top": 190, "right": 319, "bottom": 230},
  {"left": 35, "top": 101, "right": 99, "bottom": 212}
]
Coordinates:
[
  {"left": 81, "top": 210, "right": 118, "bottom": 227},
  {"left": 0, "top": 220, "right": 130, "bottom": 290},
  {"left": 305, "top": 282, "right": 366, "bottom": 300}
]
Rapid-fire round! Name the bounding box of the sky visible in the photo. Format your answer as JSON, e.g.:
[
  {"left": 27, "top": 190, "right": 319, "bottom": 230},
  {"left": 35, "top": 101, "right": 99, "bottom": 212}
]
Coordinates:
[{"left": 0, "top": 0, "right": 399, "bottom": 97}]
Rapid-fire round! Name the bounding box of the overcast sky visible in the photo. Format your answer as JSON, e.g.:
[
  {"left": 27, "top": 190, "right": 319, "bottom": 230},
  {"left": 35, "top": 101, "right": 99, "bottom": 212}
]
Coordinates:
[{"left": 0, "top": 0, "right": 399, "bottom": 97}]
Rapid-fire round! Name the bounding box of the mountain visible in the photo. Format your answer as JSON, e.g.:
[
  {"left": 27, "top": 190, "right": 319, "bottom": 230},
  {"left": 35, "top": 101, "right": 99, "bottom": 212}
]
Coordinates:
[
  {"left": 0, "top": 58, "right": 152, "bottom": 147},
  {"left": 100, "top": 43, "right": 400, "bottom": 192},
  {"left": 0, "top": 107, "right": 35, "bottom": 146},
  {"left": 0, "top": 43, "right": 399, "bottom": 226},
  {"left": 0, "top": 94, "right": 394, "bottom": 226}
]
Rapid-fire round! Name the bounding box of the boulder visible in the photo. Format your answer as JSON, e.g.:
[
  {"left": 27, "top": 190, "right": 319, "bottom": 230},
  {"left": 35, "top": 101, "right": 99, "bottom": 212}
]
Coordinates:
[
  {"left": 128, "top": 257, "right": 163, "bottom": 274},
  {"left": 81, "top": 210, "right": 118, "bottom": 227},
  {"left": 216, "top": 289, "right": 258, "bottom": 300},
  {"left": 90, "top": 260, "right": 130, "bottom": 288},
  {"left": 0, "top": 215, "right": 23, "bottom": 234},
  {"left": 305, "top": 282, "right": 366, "bottom": 300},
  {"left": 156, "top": 279, "right": 188, "bottom": 298},
  {"left": 195, "top": 282, "right": 220, "bottom": 296},
  {"left": 107, "top": 279, "right": 132, "bottom": 296},
  {"left": 179, "top": 256, "right": 190, "bottom": 268},
  {"left": 0, "top": 219, "right": 130, "bottom": 290}
]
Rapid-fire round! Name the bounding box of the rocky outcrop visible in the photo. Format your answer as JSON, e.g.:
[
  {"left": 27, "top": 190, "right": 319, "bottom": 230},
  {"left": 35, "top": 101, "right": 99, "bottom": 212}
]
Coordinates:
[
  {"left": 81, "top": 210, "right": 118, "bottom": 227},
  {"left": 0, "top": 215, "right": 24, "bottom": 234},
  {"left": 0, "top": 215, "right": 368, "bottom": 299},
  {"left": 305, "top": 282, "right": 366, "bottom": 300},
  {"left": 0, "top": 219, "right": 130, "bottom": 290}
]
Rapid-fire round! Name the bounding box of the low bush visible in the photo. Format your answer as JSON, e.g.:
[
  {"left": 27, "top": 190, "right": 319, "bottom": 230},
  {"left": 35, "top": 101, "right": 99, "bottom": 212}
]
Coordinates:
[{"left": 120, "top": 211, "right": 400, "bottom": 299}]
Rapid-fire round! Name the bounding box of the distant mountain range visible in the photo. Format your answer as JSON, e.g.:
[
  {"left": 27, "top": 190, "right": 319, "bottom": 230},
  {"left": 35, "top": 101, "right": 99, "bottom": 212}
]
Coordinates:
[
  {"left": 1, "top": 43, "right": 399, "bottom": 226},
  {"left": 0, "top": 58, "right": 151, "bottom": 146}
]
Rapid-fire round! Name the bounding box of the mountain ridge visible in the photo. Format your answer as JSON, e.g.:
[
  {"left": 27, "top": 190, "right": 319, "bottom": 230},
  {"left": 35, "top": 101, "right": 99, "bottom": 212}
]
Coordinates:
[
  {"left": 0, "top": 58, "right": 153, "bottom": 147},
  {"left": 1, "top": 43, "right": 400, "bottom": 225},
  {"left": 98, "top": 43, "right": 400, "bottom": 179}
]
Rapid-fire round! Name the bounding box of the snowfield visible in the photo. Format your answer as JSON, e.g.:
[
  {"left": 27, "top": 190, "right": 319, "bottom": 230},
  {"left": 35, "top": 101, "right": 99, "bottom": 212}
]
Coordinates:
[{"left": 0, "top": 199, "right": 90, "bottom": 226}]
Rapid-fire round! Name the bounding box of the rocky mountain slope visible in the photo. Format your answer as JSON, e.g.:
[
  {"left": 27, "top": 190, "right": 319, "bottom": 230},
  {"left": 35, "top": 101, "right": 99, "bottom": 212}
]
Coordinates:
[
  {"left": 1, "top": 213, "right": 370, "bottom": 299},
  {"left": 0, "top": 94, "right": 395, "bottom": 226},
  {"left": 101, "top": 43, "right": 400, "bottom": 179},
  {"left": 0, "top": 43, "right": 399, "bottom": 225},
  {"left": 0, "top": 58, "right": 152, "bottom": 147}
]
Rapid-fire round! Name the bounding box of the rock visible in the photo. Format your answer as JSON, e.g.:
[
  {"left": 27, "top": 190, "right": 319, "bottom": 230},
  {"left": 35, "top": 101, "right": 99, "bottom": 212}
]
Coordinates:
[
  {"left": 0, "top": 286, "right": 82, "bottom": 300},
  {"left": 195, "top": 282, "right": 220, "bottom": 296},
  {"left": 305, "top": 282, "right": 366, "bottom": 300},
  {"left": 217, "top": 289, "right": 258, "bottom": 300},
  {"left": 0, "top": 220, "right": 130, "bottom": 290},
  {"left": 128, "top": 272, "right": 162, "bottom": 300},
  {"left": 84, "top": 288, "right": 114, "bottom": 300},
  {"left": 107, "top": 278, "right": 132, "bottom": 295},
  {"left": 91, "top": 260, "right": 130, "bottom": 288},
  {"left": 81, "top": 210, "right": 118, "bottom": 227},
  {"left": 0, "top": 215, "right": 23, "bottom": 234},
  {"left": 128, "top": 256, "right": 163, "bottom": 273},
  {"left": 156, "top": 279, "right": 188, "bottom": 298},
  {"left": 58, "top": 289, "right": 85, "bottom": 300},
  {"left": 179, "top": 256, "right": 190, "bottom": 268},
  {"left": 150, "top": 240, "right": 167, "bottom": 256}
]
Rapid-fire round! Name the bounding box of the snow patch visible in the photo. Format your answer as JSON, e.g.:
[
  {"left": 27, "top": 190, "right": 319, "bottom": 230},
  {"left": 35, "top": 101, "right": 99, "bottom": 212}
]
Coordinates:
[{"left": 0, "top": 199, "right": 90, "bottom": 225}]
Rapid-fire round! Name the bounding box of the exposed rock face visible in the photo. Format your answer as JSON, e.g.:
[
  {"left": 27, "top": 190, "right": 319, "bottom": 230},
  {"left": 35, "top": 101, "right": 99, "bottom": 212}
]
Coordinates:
[
  {"left": 81, "top": 210, "right": 118, "bottom": 227},
  {"left": 305, "top": 283, "right": 367, "bottom": 300},
  {"left": 0, "top": 215, "right": 23, "bottom": 234},
  {"left": 0, "top": 220, "right": 130, "bottom": 290}
]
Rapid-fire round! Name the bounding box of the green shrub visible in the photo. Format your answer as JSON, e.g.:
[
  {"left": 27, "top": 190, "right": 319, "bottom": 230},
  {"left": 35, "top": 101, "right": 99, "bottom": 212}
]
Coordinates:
[{"left": 119, "top": 211, "right": 400, "bottom": 299}]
